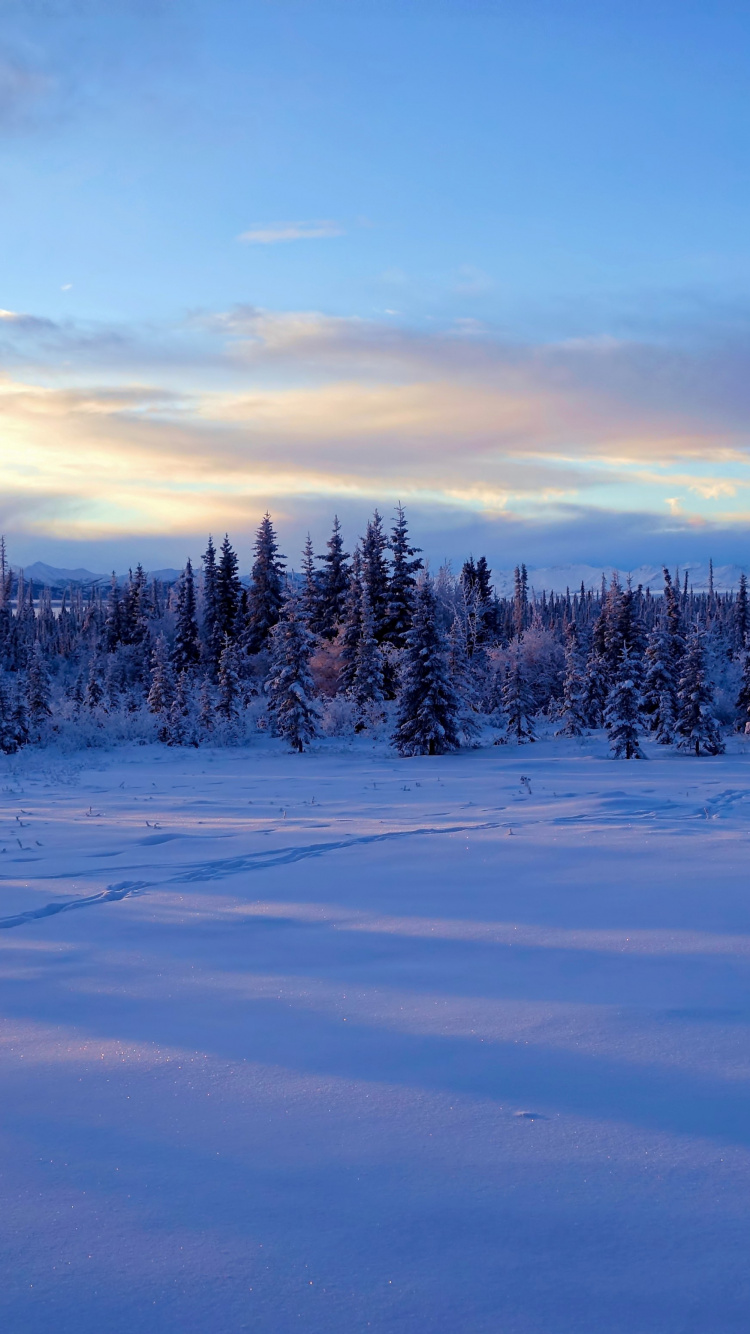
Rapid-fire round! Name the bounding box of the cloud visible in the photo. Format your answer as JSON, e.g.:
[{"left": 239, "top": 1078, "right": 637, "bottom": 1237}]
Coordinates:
[{"left": 237, "top": 220, "right": 345, "bottom": 245}]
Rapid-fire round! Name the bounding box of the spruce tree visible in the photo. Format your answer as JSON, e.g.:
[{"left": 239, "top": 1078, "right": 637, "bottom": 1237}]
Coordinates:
[
  {"left": 361, "top": 511, "right": 390, "bottom": 643},
  {"left": 315, "top": 516, "right": 349, "bottom": 640},
  {"left": 103, "top": 573, "right": 123, "bottom": 652},
  {"left": 147, "top": 634, "right": 175, "bottom": 725},
  {"left": 0, "top": 673, "right": 22, "bottom": 753},
  {"left": 642, "top": 620, "right": 677, "bottom": 743},
  {"left": 300, "top": 533, "right": 319, "bottom": 626},
  {"left": 217, "top": 635, "right": 243, "bottom": 728},
  {"left": 338, "top": 547, "right": 363, "bottom": 696},
  {"left": 384, "top": 504, "right": 422, "bottom": 648},
  {"left": 201, "top": 536, "right": 221, "bottom": 670},
  {"left": 348, "top": 583, "right": 385, "bottom": 727},
  {"left": 676, "top": 631, "right": 724, "bottom": 755},
  {"left": 502, "top": 645, "right": 536, "bottom": 743},
  {"left": 83, "top": 655, "right": 105, "bottom": 711},
  {"left": 392, "top": 577, "right": 461, "bottom": 756},
  {"left": 168, "top": 670, "right": 194, "bottom": 746},
  {"left": 736, "top": 650, "right": 750, "bottom": 731},
  {"left": 266, "top": 596, "right": 319, "bottom": 751},
  {"left": 557, "top": 622, "right": 587, "bottom": 736},
  {"left": 604, "top": 645, "right": 644, "bottom": 758},
  {"left": 246, "top": 513, "right": 286, "bottom": 653},
  {"left": 172, "top": 558, "right": 201, "bottom": 674},
  {"left": 26, "top": 641, "right": 51, "bottom": 735},
  {"left": 197, "top": 677, "right": 215, "bottom": 738},
  {"left": 736, "top": 572, "right": 748, "bottom": 653},
  {"left": 216, "top": 534, "right": 241, "bottom": 643}
]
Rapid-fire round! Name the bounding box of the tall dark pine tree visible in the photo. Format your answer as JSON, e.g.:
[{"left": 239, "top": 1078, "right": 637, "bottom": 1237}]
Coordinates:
[
  {"left": 392, "top": 577, "right": 461, "bottom": 756},
  {"left": 736, "top": 572, "right": 748, "bottom": 653},
  {"left": 735, "top": 649, "right": 750, "bottom": 731},
  {"left": 512, "top": 563, "right": 529, "bottom": 638},
  {"left": 246, "top": 513, "right": 286, "bottom": 653},
  {"left": 502, "top": 645, "right": 536, "bottom": 743},
  {"left": 338, "top": 547, "right": 363, "bottom": 696},
  {"left": 201, "top": 536, "right": 221, "bottom": 670},
  {"left": 315, "top": 515, "right": 349, "bottom": 640},
  {"left": 348, "top": 583, "right": 385, "bottom": 727},
  {"left": 103, "top": 573, "right": 123, "bottom": 652},
  {"left": 266, "top": 596, "right": 319, "bottom": 752},
  {"left": 216, "top": 534, "right": 241, "bottom": 643},
  {"left": 557, "top": 622, "right": 587, "bottom": 737},
  {"left": 300, "top": 534, "right": 319, "bottom": 626},
  {"left": 361, "top": 511, "right": 390, "bottom": 643},
  {"left": 384, "top": 504, "right": 422, "bottom": 648},
  {"left": 676, "top": 631, "right": 724, "bottom": 755},
  {"left": 172, "top": 558, "right": 201, "bottom": 674}
]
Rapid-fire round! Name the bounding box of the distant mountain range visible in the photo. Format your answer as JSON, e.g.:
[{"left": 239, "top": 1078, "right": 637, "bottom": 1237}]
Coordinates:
[{"left": 12, "top": 559, "right": 748, "bottom": 597}]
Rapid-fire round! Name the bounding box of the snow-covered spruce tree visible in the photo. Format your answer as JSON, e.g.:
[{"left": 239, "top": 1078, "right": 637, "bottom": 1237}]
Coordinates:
[
  {"left": 216, "top": 534, "right": 241, "bottom": 643},
  {"left": 167, "top": 670, "right": 195, "bottom": 746},
  {"left": 384, "top": 504, "right": 422, "bottom": 649},
  {"left": 200, "top": 535, "right": 222, "bottom": 671},
  {"left": 172, "top": 558, "right": 201, "bottom": 675},
  {"left": 502, "top": 644, "right": 536, "bottom": 743},
  {"left": 26, "top": 641, "right": 51, "bottom": 738},
  {"left": 392, "top": 577, "right": 461, "bottom": 757},
  {"left": 338, "top": 546, "right": 363, "bottom": 696},
  {"left": 642, "top": 620, "right": 677, "bottom": 743},
  {"left": 197, "top": 676, "right": 215, "bottom": 739},
  {"left": 0, "top": 673, "right": 25, "bottom": 753},
  {"left": 245, "top": 513, "right": 286, "bottom": 654},
  {"left": 147, "top": 633, "right": 175, "bottom": 740},
  {"left": 361, "top": 511, "right": 390, "bottom": 643},
  {"left": 556, "top": 622, "right": 587, "bottom": 736},
  {"left": 266, "top": 596, "right": 319, "bottom": 751},
  {"left": 604, "top": 645, "right": 644, "bottom": 758},
  {"left": 83, "top": 655, "right": 105, "bottom": 712},
  {"left": 676, "top": 631, "right": 724, "bottom": 755},
  {"left": 447, "top": 612, "right": 481, "bottom": 740},
  {"left": 300, "top": 533, "right": 320, "bottom": 626},
  {"left": 735, "top": 572, "right": 748, "bottom": 654},
  {"left": 348, "top": 582, "right": 385, "bottom": 729},
  {"left": 315, "top": 515, "right": 349, "bottom": 640},
  {"left": 216, "top": 634, "right": 243, "bottom": 731},
  {"left": 735, "top": 650, "right": 750, "bottom": 731}
]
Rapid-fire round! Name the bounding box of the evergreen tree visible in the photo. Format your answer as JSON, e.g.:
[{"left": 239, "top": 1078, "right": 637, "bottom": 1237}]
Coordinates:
[
  {"left": 168, "top": 670, "right": 194, "bottom": 746},
  {"left": 338, "top": 547, "right": 363, "bottom": 696},
  {"left": 557, "top": 622, "right": 587, "bottom": 736},
  {"left": 197, "top": 677, "right": 215, "bottom": 738},
  {"left": 384, "top": 504, "right": 422, "bottom": 648},
  {"left": 392, "top": 577, "right": 461, "bottom": 756},
  {"left": 103, "top": 573, "right": 123, "bottom": 652},
  {"left": 147, "top": 634, "right": 175, "bottom": 723},
  {"left": 348, "top": 583, "right": 385, "bottom": 727},
  {"left": 216, "top": 635, "right": 243, "bottom": 728},
  {"left": 300, "top": 533, "right": 320, "bottom": 626},
  {"left": 216, "top": 534, "right": 241, "bottom": 643},
  {"left": 361, "top": 511, "right": 390, "bottom": 642},
  {"left": 0, "top": 673, "right": 22, "bottom": 753},
  {"left": 676, "top": 631, "right": 724, "bottom": 755},
  {"left": 736, "top": 572, "right": 748, "bottom": 652},
  {"left": 266, "top": 596, "right": 319, "bottom": 751},
  {"left": 642, "top": 620, "right": 677, "bottom": 743},
  {"left": 447, "top": 612, "right": 481, "bottom": 739},
  {"left": 604, "top": 645, "right": 644, "bottom": 758},
  {"left": 26, "top": 641, "right": 51, "bottom": 735},
  {"left": 172, "top": 558, "right": 201, "bottom": 674},
  {"left": 502, "top": 645, "right": 536, "bottom": 743},
  {"left": 315, "top": 515, "right": 349, "bottom": 640},
  {"left": 246, "top": 513, "right": 286, "bottom": 653},
  {"left": 736, "top": 650, "right": 750, "bottom": 731},
  {"left": 512, "top": 563, "right": 529, "bottom": 638},
  {"left": 83, "top": 655, "right": 105, "bottom": 711},
  {"left": 201, "top": 536, "right": 221, "bottom": 670}
]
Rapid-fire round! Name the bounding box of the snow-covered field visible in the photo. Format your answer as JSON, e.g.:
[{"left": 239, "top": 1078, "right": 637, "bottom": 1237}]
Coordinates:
[{"left": 1, "top": 735, "right": 750, "bottom": 1333}]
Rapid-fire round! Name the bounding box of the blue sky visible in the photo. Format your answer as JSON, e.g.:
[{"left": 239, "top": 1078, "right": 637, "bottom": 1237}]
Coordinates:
[{"left": 3, "top": 0, "right": 750, "bottom": 573}]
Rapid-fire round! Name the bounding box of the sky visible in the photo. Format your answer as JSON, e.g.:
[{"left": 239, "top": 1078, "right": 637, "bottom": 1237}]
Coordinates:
[{"left": 3, "top": 0, "right": 750, "bottom": 575}]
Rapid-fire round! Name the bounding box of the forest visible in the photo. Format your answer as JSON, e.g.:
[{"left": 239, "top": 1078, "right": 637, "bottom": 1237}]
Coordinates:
[{"left": 0, "top": 508, "right": 747, "bottom": 759}]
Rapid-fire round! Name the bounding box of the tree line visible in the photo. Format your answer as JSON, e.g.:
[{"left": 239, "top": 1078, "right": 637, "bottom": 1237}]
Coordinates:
[{"left": 0, "top": 518, "right": 747, "bottom": 758}]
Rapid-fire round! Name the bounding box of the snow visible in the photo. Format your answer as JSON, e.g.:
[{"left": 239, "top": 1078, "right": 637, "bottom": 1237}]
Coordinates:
[{"left": 1, "top": 734, "right": 750, "bottom": 1332}]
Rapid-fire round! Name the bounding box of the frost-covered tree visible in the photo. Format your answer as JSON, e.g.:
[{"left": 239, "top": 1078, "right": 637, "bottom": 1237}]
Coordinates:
[
  {"left": 197, "top": 677, "right": 215, "bottom": 738},
  {"left": 735, "top": 650, "right": 750, "bottom": 731},
  {"left": 83, "top": 655, "right": 105, "bottom": 712},
  {"left": 168, "top": 670, "right": 194, "bottom": 746},
  {"left": 338, "top": 547, "right": 363, "bottom": 696},
  {"left": 201, "top": 536, "right": 221, "bottom": 671},
  {"left": 676, "top": 631, "right": 725, "bottom": 755},
  {"left": 266, "top": 596, "right": 319, "bottom": 751},
  {"left": 604, "top": 645, "right": 643, "bottom": 758},
  {"left": 216, "top": 534, "right": 241, "bottom": 644},
  {"left": 384, "top": 504, "right": 422, "bottom": 649},
  {"left": 581, "top": 644, "right": 608, "bottom": 728},
  {"left": 246, "top": 513, "right": 286, "bottom": 653},
  {"left": 315, "top": 515, "right": 349, "bottom": 640},
  {"left": 172, "top": 558, "right": 201, "bottom": 675},
  {"left": 299, "top": 533, "right": 320, "bottom": 626},
  {"left": 447, "top": 612, "right": 481, "bottom": 740},
  {"left": 642, "top": 621, "right": 677, "bottom": 743},
  {"left": 0, "top": 673, "right": 25, "bottom": 752},
  {"left": 147, "top": 634, "right": 175, "bottom": 719},
  {"left": 26, "top": 641, "right": 51, "bottom": 736},
  {"left": 392, "top": 577, "right": 461, "bottom": 756},
  {"left": 216, "top": 635, "right": 243, "bottom": 726},
  {"left": 361, "top": 511, "right": 390, "bottom": 643},
  {"left": 557, "top": 622, "right": 587, "bottom": 736},
  {"left": 348, "top": 583, "right": 385, "bottom": 727},
  {"left": 502, "top": 644, "right": 536, "bottom": 743}
]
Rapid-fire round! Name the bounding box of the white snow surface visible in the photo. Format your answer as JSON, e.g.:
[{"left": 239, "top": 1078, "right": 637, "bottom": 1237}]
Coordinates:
[{"left": 1, "top": 734, "right": 750, "bottom": 1332}]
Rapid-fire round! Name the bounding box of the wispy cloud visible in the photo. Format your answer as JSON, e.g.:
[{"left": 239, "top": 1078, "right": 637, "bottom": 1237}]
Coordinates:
[{"left": 237, "top": 220, "right": 345, "bottom": 245}]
